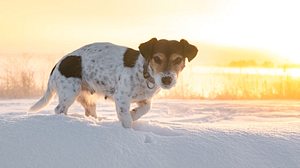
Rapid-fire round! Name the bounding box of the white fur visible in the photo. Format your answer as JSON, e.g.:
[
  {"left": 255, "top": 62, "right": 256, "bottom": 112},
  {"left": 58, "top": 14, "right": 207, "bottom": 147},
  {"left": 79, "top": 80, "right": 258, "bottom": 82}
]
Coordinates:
[{"left": 30, "top": 43, "right": 161, "bottom": 128}]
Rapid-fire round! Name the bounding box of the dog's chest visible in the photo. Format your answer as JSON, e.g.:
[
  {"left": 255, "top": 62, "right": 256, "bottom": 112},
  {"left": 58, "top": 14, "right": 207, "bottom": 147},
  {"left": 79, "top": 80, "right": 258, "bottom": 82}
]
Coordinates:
[
  {"left": 114, "top": 61, "right": 160, "bottom": 101},
  {"left": 129, "top": 73, "right": 160, "bottom": 101}
]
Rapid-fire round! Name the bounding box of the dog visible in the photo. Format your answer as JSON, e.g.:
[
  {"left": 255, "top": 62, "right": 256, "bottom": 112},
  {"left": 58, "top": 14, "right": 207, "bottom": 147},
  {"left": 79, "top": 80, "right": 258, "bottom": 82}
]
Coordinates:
[{"left": 29, "top": 38, "right": 198, "bottom": 128}]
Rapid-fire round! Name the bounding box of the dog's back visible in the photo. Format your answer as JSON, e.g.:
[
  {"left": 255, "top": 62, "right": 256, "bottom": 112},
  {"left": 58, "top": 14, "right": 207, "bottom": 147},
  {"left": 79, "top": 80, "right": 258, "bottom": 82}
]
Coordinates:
[{"left": 29, "top": 42, "right": 146, "bottom": 113}]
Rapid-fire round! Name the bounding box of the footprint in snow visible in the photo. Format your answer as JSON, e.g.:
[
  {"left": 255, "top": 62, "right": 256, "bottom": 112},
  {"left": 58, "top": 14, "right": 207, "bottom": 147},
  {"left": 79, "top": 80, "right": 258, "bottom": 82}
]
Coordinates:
[{"left": 144, "top": 135, "right": 153, "bottom": 143}]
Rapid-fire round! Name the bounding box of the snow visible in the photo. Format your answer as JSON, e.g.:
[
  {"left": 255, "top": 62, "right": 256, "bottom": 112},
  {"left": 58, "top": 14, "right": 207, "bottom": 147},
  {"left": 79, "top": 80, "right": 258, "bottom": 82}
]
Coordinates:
[{"left": 0, "top": 99, "right": 300, "bottom": 168}]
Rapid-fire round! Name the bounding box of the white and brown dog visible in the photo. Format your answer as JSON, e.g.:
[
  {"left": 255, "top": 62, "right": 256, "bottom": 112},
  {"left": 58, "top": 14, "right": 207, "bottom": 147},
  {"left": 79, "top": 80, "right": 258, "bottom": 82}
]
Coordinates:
[{"left": 30, "top": 38, "right": 198, "bottom": 128}]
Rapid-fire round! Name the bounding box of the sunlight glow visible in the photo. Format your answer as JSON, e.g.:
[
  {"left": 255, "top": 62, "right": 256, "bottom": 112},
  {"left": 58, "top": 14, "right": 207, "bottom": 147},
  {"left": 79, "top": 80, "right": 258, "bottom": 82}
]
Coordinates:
[
  {"left": 1, "top": 0, "right": 300, "bottom": 62},
  {"left": 193, "top": 67, "right": 300, "bottom": 78},
  {"left": 175, "top": 1, "right": 300, "bottom": 64},
  {"left": 2, "top": 0, "right": 300, "bottom": 100},
  {"left": 211, "top": 1, "right": 299, "bottom": 63}
]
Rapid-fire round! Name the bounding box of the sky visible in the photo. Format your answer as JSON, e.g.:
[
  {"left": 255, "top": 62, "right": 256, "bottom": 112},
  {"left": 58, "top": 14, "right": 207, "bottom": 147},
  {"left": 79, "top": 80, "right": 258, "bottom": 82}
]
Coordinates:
[{"left": 1, "top": 0, "right": 300, "bottom": 63}]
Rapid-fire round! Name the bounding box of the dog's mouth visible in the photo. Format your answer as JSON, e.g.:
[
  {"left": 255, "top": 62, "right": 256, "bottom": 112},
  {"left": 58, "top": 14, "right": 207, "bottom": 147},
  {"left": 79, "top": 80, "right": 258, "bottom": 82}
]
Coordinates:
[{"left": 160, "top": 84, "right": 174, "bottom": 89}]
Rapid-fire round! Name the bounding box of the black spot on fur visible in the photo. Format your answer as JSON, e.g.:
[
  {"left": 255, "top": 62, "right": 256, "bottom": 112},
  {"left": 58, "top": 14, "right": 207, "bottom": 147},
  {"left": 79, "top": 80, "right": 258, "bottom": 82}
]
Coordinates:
[
  {"left": 109, "top": 88, "right": 115, "bottom": 94},
  {"left": 59, "top": 56, "right": 82, "bottom": 79},
  {"left": 90, "top": 90, "right": 95, "bottom": 95},
  {"left": 123, "top": 48, "right": 140, "bottom": 67},
  {"left": 50, "top": 64, "right": 57, "bottom": 75}
]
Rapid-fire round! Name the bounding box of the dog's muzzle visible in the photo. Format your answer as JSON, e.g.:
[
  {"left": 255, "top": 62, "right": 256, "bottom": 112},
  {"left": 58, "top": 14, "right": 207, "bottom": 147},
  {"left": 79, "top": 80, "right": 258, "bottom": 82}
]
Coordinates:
[{"left": 154, "top": 72, "right": 177, "bottom": 89}]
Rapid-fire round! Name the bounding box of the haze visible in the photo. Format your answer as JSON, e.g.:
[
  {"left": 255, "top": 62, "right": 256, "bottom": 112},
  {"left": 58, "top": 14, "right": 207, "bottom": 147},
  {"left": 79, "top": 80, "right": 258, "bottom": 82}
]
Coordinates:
[{"left": 1, "top": 0, "right": 300, "bottom": 63}]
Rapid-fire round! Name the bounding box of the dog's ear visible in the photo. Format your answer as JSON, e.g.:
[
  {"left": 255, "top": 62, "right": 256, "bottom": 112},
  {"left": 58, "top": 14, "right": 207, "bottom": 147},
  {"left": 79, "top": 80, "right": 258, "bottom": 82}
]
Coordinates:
[
  {"left": 139, "top": 38, "right": 158, "bottom": 60},
  {"left": 180, "top": 39, "right": 198, "bottom": 62}
]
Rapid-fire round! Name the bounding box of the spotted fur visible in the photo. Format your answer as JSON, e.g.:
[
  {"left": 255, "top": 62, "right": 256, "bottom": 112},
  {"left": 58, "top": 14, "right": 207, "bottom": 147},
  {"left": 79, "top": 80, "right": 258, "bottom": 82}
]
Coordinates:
[{"left": 29, "top": 39, "right": 198, "bottom": 128}]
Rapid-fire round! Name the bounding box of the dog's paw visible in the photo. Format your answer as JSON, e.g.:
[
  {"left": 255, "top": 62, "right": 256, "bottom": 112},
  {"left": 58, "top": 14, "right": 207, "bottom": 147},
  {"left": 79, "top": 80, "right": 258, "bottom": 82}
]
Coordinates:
[
  {"left": 121, "top": 119, "right": 132, "bottom": 128},
  {"left": 121, "top": 115, "right": 133, "bottom": 128}
]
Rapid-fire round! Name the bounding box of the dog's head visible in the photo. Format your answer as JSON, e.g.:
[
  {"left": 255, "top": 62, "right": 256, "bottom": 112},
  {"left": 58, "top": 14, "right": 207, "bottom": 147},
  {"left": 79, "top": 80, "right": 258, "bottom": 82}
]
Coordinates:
[{"left": 139, "top": 38, "right": 198, "bottom": 89}]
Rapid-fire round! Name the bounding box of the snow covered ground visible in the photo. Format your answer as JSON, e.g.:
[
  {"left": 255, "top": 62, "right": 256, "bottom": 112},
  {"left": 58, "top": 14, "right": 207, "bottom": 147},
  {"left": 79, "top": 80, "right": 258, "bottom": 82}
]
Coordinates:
[{"left": 0, "top": 99, "right": 299, "bottom": 168}]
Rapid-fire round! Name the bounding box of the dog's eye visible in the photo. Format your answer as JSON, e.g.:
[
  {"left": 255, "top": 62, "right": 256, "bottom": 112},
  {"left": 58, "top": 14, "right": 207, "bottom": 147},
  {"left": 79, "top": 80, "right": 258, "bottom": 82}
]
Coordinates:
[
  {"left": 153, "top": 56, "right": 162, "bottom": 64},
  {"left": 173, "top": 57, "right": 182, "bottom": 65}
]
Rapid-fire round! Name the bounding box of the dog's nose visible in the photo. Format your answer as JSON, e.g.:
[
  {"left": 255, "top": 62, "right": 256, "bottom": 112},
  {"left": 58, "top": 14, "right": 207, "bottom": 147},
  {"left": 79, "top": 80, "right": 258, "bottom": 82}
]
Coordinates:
[{"left": 161, "top": 76, "right": 172, "bottom": 85}]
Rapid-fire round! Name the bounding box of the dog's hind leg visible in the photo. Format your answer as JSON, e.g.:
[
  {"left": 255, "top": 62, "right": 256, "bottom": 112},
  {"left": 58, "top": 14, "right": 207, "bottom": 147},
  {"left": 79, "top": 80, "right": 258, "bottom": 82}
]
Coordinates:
[
  {"left": 77, "top": 91, "right": 97, "bottom": 119},
  {"left": 130, "top": 99, "right": 151, "bottom": 121},
  {"left": 55, "top": 78, "right": 81, "bottom": 115}
]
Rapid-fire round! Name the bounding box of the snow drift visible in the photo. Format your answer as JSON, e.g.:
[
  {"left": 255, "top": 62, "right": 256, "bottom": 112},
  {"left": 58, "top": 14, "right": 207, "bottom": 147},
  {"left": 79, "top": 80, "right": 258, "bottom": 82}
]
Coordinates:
[{"left": 0, "top": 99, "right": 299, "bottom": 168}]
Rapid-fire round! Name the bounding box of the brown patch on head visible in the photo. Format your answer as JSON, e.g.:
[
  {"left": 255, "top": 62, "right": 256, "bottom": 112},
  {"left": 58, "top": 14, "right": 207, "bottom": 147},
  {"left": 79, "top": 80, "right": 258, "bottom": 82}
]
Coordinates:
[
  {"left": 139, "top": 38, "right": 198, "bottom": 74},
  {"left": 140, "top": 39, "right": 192, "bottom": 75},
  {"left": 139, "top": 38, "right": 198, "bottom": 62}
]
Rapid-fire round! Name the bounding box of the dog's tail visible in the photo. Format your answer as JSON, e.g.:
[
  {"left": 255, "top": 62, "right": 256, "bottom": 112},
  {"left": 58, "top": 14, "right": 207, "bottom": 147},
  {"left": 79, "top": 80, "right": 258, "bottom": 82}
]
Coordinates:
[{"left": 29, "top": 82, "right": 55, "bottom": 112}]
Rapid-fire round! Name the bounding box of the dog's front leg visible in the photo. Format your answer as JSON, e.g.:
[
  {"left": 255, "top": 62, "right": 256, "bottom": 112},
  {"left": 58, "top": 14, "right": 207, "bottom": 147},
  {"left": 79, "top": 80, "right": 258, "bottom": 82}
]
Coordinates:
[{"left": 114, "top": 91, "right": 133, "bottom": 128}]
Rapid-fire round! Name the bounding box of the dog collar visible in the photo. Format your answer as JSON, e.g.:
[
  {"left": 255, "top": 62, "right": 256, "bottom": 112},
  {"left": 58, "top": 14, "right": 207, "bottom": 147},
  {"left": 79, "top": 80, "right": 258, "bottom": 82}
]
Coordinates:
[{"left": 143, "top": 62, "right": 155, "bottom": 89}]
